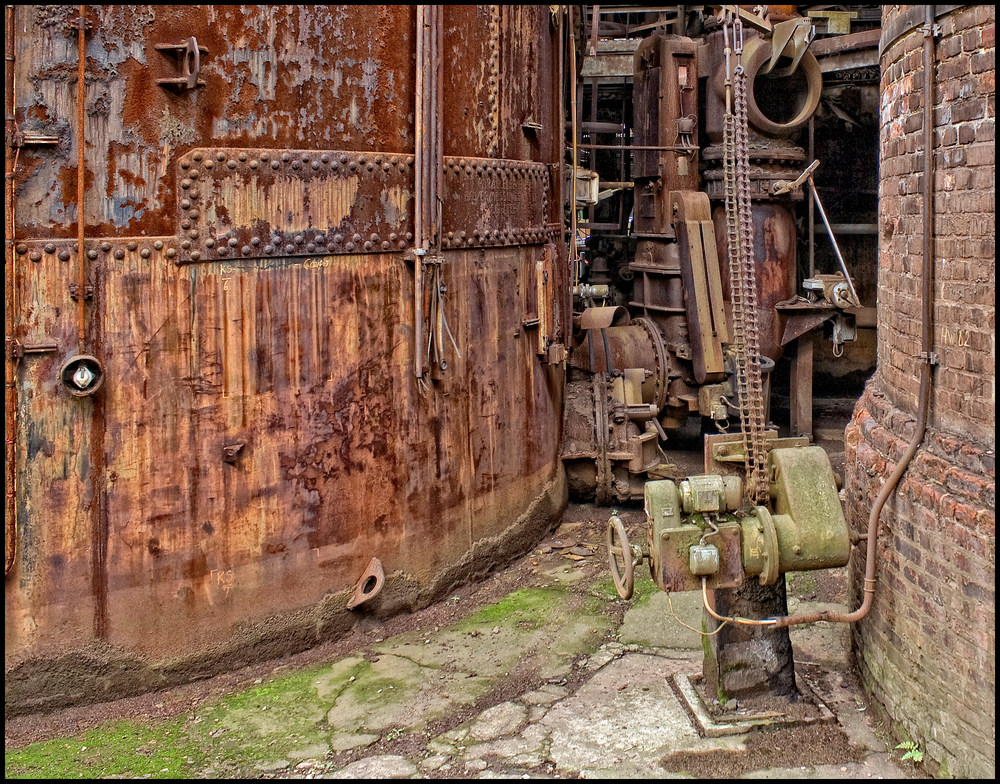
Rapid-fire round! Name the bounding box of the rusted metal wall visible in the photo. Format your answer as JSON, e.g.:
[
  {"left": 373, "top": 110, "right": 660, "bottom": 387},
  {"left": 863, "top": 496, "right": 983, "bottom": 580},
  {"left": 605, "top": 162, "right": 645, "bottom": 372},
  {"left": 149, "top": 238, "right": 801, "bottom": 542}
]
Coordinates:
[{"left": 5, "top": 4, "right": 566, "bottom": 711}]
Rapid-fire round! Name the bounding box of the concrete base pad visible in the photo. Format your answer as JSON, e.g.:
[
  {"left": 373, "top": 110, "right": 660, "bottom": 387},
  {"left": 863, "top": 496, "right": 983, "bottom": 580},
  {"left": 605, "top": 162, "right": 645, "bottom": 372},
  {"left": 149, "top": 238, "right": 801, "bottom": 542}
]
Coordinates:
[{"left": 673, "top": 670, "right": 835, "bottom": 738}]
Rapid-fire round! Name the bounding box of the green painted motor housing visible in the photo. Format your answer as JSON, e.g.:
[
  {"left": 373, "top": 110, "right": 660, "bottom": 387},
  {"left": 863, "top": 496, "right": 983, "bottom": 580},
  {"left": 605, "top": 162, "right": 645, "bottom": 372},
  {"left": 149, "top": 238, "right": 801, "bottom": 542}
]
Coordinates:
[{"left": 644, "top": 445, "right": 849, "bottom": 591}]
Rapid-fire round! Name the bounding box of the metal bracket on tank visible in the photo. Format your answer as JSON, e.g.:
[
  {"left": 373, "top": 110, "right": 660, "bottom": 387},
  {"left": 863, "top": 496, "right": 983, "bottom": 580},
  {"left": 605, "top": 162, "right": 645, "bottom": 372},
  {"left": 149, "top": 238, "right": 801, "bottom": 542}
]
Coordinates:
[{"left": 346, "top": 557, "right": 386, "bottom": 610}]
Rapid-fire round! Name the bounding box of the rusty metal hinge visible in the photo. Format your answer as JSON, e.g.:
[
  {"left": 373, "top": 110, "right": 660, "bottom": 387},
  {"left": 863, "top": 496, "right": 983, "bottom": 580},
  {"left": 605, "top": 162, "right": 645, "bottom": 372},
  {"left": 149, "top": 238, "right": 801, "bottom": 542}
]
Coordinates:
[
  {"left": 69, "top": 283, "right": 93, "bottom": 301},
  {"left": 155, "top": 37, "right": 208, "bottom": 91},
  {"left": 6, "top": 337, "right": 59, "bottom": 360},
  {"left": 9, "top": 129, "right": 61, "bottom": 148}
]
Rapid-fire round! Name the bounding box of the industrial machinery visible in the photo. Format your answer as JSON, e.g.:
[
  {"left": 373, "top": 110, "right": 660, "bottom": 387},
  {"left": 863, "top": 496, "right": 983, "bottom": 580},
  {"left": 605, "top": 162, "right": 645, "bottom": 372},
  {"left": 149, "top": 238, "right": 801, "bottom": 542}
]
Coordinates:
[
  {"left": 558, "top": 6, "right": 861, "bottom": 650},
  {"left": 562, "top": 5, "right": 862, "bottom": 511},
  {"left": 606, "top": 432, "right": 850, "bottom": 601}
]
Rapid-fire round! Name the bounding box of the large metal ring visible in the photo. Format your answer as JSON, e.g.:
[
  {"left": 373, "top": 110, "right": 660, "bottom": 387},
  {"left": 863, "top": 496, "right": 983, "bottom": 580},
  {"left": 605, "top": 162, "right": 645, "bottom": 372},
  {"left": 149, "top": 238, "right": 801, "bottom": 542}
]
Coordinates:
[
  {"left": 741, "top": 36, "right": 822, "bottom": 136},
  {"left": 606, "top": 514, "right": 635, "bottom": 599}
]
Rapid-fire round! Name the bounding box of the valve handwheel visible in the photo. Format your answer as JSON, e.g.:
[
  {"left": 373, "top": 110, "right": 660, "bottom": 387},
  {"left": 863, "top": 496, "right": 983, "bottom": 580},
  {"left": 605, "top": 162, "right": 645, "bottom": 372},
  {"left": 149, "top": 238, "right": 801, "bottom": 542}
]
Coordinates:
[{"left": 606, "top": 514, "right": 638, "bottom": 599}]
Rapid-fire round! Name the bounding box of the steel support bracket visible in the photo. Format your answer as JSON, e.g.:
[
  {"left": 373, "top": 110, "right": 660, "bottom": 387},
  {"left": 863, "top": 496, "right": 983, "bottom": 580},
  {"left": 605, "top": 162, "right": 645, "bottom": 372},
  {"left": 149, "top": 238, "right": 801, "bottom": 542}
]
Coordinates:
[{"left": 155, "top": 38, "right": 208, "bottom": 91}]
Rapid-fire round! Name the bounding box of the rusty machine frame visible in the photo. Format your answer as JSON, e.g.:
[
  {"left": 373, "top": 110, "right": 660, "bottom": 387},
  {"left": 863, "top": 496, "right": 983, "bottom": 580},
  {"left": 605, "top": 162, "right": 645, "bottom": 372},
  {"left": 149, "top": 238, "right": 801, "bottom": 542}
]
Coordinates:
[{"left": 560, "top": 5, "right": 878, "bottom": 698}]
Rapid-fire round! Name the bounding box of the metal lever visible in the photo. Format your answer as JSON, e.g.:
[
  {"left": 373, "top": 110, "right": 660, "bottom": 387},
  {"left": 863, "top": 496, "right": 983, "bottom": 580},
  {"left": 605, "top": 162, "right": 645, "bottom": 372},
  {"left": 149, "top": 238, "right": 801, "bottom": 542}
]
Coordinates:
[
  {"left": 770, "top": 159, "right": 820, "bottom": 196},
  {"left": 155, "top": 37, "right": 207, "bottom": 91},
  {"left": 772, "top": 161, "right": 860, "bottom": 307}
]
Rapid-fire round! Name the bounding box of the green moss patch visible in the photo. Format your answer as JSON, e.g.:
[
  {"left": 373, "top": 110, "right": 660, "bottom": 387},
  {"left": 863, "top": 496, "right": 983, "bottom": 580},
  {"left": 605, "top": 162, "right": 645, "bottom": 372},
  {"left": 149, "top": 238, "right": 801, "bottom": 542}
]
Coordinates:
[
  {"left": 5, "top": 719, "right": 207, "bottom": 779},
  {"left": 454, "top": 586, "right": 565, "bottom": 631}
]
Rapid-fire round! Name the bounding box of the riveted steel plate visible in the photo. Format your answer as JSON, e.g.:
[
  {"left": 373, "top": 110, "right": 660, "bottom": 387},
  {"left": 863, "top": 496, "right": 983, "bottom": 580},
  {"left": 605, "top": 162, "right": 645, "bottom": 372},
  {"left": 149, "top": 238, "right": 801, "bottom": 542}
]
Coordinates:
[
  {"left": 441, "top": 157, "right": 554, "bottom": 248},
  {"left": 175, "top": 149, "right": 416, "bottom": 264}
]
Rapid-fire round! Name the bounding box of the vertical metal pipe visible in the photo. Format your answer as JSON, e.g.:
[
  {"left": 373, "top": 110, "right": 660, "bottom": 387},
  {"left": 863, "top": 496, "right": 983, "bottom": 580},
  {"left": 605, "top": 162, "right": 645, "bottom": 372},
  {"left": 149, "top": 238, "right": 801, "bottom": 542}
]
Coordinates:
[
  {"left": 568, "top": 6, "right": 579, "bottom": 286},
  {"left": 413, "top": 5, "right": 443, "bottom": 379},
  {"left": 807, "top": 114, "right": 815, "bottom": 278},
  {"left": 920, "top": 6, "right": 936, "bottom": 361},
  {"left": 433, "top": 4, "right": 443, "bottom": 248},
  {"left": 5, "top": 3, "right": 19, "bottom": 575},
  {"left": 414, "top": 6, "right": 426, "bottom": 378},
  {"left": 76, "top": 5, "right": 87, "bottom": 348},
  {"left": 556, "top": 6, "right": 569, "bottom": 344},
  {"left": 415, "top": 5, "right": 424, "bottom": 252}
]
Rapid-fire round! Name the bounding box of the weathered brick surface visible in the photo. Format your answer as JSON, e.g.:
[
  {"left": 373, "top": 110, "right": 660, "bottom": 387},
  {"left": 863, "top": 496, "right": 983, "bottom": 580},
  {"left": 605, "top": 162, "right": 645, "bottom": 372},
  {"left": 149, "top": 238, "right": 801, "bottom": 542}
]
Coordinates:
[
  {"left": 847, "top": 6, "right": 995, "bottom": 778},
  {"left": 877, "top": 7, "right": 995, "bottom": 442},
  {"left": 847, "top": 387, "right": 995, "bottom": 779}
]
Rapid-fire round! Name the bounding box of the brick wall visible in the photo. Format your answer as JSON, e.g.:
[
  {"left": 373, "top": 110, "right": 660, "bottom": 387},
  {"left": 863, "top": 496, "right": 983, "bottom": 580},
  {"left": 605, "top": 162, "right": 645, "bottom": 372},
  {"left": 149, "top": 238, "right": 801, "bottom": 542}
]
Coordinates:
[{"left": 846, "top": 5, "right": 995, "bottom": 778}]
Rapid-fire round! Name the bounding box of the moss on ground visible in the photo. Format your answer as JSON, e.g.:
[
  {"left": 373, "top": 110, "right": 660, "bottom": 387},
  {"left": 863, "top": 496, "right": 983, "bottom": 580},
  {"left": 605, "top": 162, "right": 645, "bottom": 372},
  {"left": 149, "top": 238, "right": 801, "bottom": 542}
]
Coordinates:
[
  {"left": 454, "top": 586, "right": 565, "bottom": 631},
  {"left": 5, "top": 581, "right": 618, "bottom": 778},
  {"left": 5, "top": 664, "right": 335, "bottom": 779},
  {"left": 4, "top": 718, "right": 208, "bottom": 779},
  {"left": 590, "top": 572, "right": 658, "bottom": 605}
]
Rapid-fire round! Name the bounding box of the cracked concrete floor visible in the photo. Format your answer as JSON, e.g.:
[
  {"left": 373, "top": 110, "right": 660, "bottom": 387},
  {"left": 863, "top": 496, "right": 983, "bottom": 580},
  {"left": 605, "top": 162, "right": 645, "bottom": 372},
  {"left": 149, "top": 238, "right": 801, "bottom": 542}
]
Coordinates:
[
  {"left": 283, "top": 510, "right": 920, "bottom": 780},
  {"left": 4, "top": 503, "right": 926, "bottom": 780}
]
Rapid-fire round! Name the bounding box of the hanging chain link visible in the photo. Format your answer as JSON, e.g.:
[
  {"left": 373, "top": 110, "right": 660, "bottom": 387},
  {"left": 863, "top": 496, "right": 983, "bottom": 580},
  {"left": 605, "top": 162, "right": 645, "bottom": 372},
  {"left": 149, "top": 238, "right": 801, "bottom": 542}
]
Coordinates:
[{"left": 722, "top": 12, "right": 770, "bottom": 506}]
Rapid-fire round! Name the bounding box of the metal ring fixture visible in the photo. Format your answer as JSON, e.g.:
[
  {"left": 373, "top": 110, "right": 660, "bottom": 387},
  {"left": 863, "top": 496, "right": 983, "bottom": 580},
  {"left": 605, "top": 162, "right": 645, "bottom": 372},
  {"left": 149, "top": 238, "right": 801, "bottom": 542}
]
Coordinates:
[
  {"left": 740, "top": 37, "right": 822, "bottom": 136},
  {"left": 59, "top": 354, "right": 105, "bottom": 397}
]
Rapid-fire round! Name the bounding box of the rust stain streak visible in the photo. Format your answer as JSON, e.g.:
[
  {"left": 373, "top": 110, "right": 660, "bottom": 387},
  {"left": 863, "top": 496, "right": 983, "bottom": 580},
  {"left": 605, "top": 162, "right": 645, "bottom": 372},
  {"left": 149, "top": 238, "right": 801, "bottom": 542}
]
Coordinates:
[
  {"left": 76, "top": 4, "right": 87, "bottom": 346},
  {"left": 240, "top": 274, "right": 248, "bottom": 426},
  {"left": 290, "top": 265, "right": 300, "bottom": 389},
  {"left": 310, "top": 260, "right": 320, "bottom": 385},
  {"left": 222, "top": 276, "right": 231, "bottom": 399}
]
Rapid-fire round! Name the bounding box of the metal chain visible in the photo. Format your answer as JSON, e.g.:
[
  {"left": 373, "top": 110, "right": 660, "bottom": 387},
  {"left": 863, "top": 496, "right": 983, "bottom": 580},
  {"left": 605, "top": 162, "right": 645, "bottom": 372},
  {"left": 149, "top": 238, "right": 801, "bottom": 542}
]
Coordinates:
[{"left": 722, "top": 13, "right": 770, "bottom": 506}]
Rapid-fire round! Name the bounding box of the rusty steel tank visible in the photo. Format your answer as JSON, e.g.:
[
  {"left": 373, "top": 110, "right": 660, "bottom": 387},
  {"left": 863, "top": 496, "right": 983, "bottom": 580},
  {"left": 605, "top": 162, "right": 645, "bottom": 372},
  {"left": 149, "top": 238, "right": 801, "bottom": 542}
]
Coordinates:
[{"left": 5, "top": 5, "right": 567, "bottom": 713}]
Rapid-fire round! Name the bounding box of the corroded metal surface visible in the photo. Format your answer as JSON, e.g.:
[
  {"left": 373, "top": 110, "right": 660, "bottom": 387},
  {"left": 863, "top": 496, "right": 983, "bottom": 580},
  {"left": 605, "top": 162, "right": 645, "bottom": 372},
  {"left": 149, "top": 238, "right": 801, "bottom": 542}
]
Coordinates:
[{"left": 6, "top": 4, "right": 566, "bottom": 711}]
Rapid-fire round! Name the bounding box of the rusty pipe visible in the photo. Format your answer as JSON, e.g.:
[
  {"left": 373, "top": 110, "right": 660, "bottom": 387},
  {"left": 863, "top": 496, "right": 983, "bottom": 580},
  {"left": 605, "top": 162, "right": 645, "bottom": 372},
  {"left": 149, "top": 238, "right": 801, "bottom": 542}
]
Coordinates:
[
  {"left": 415, "top": 5, "right": 424, "bottom": 251},
  {"left": 568, "top": 5, "right": 580, "bottom": 286},
  {"left": 415, "top": 4, "right": 439, "bottom": 251},
  {"left": 773, "top": 6, "right": 936, "bottom": 629},
  {"left": 76, "top": 5, "right": 87, "bottom": 349},
  {"left": 5, "top": 3, "right": 18, "bottom": 576},
  {"left": 555, "top": 7, "right": 569, "bottom": 346},
  {"left": 413, "top": 5, "right": 424, "bottom": 379},
  {"left": 433, "top": 4, "right": 443, "bottom": 248},
  {"left": 414, "top": 6, "right": 441, "bottom": 378}
]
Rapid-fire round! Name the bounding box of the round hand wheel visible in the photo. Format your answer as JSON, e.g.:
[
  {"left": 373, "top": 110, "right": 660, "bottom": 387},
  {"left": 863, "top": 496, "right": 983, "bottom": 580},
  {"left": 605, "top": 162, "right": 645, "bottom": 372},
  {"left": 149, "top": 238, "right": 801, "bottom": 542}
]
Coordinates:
[{"left": 606, "top": 514, "right": 635, "bottom": 599}]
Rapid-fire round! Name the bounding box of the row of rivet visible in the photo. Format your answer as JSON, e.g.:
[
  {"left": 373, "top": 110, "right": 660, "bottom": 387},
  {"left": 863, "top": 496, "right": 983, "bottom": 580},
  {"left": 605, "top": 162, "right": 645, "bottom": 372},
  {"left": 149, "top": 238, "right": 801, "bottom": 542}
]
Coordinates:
[
  {"left": 15, "top": 239, "right": 179, "bottom": 262},
  {"left": 191, "top": 229, "right": 415, "bottom": 260},
  {"left": 441, "top": 225, "right": 553, "bottom": 248},
  {"left": 445, "top": 160, "right": 548, "bottom": 178},
  {"left": 14, "top": 224, "right": 559, "bottom": 265},
  {"left": 179, "top": 150, "right": 415, "bottom": 179},
  {"left": 486, "top": 5, "right": 501, "bottom": 158}
]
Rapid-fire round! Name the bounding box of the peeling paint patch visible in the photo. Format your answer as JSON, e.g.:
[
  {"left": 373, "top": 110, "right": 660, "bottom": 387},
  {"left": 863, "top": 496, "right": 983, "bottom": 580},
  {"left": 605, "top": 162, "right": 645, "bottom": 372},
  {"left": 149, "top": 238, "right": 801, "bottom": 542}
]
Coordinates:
[{"left": 214, "top": 173, "right": 362, "bottom": 234}]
